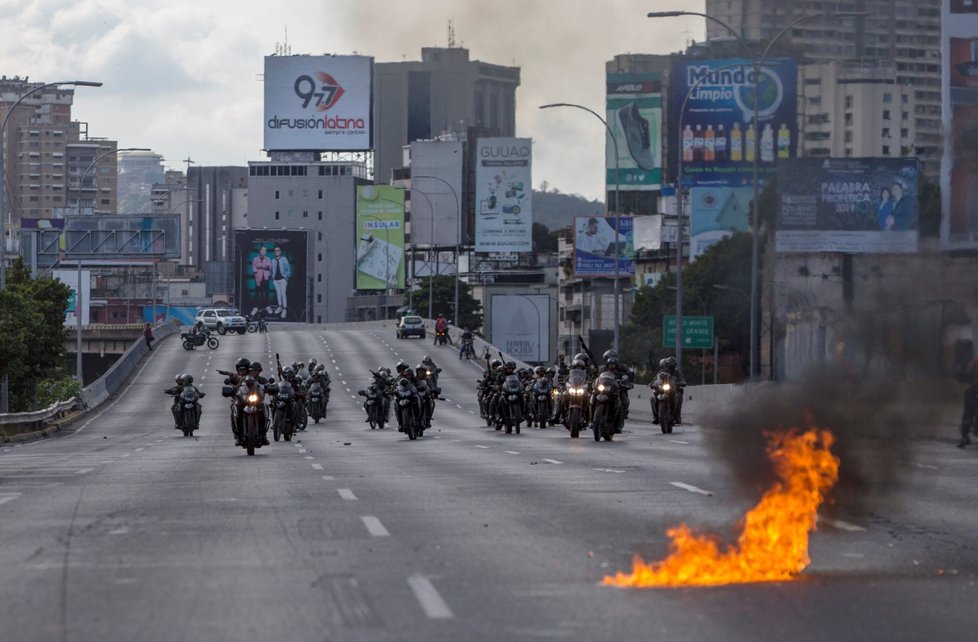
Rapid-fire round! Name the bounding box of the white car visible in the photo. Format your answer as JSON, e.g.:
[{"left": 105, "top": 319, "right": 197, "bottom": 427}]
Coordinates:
[
  {"left": 396, "top": 315, "right": 426, "bottom": 339},
  {"left": 195, "top": 308, "right": 247, "bottom": 335}
]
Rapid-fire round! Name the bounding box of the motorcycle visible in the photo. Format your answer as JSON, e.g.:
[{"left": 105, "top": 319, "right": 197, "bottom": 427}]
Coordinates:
[
  {"left": 416, "top": 378, "right": 439, "bottom": 433},
  {"left": 182, "top": 330, "right": 219, "bottom": 351},
  {"left": 270, "top": 379, "right": 297, "bottom": 442},
  {"left": 223, "top": 376, "right": 266, "bottom": 455},
  {"left": 395, "top": 379, "right": 422, "bottom": 440},
  {"left": 476, "top": 378, "right": 489, "bottom": 419},
  {"left": 500, "top": 374, "right": 525, "bottom": 434},
  {"left": 459, "top": 337, "right": 476, "bottom": 359},
  {"left": 590, "top": 371, "right": 621, "bottom": 442},
  {"left": 246, "top": 318, "right": 267, "bottom": 333},
  {"left": 531, "top": 376, "right": 553, "bottom": 429},
  {"left": 308, "top": 381, "right": 328, "bottom": 423},
  {"left": 653, "top": 371, "right": 678, "bottom": 434},
  {"left": 434, "top": 328, "right": 450, "bottom": 346},
  {"left": 564, "top": 369, "right": 589, "bottom": 439},
  {"left": 359, "top": 383, "right": 387, "bottom": 429}
]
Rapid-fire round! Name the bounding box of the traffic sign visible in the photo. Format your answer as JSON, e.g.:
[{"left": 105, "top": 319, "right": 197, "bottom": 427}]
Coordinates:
[{"left": 663, "top": 315, "right": 714, "bottom": 349}]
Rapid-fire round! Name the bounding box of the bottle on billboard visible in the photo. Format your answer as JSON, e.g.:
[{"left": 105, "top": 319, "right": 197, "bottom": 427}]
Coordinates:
[
  {"left": 682, "top": 125, "right": 694, "bottom": 162},
  {"left": 745, "top": 123, "right": 756, "bottom": 163},
  {"left": 777, "top": 123, "right": 791, "bottom": 158},
  {"left": 704, "top": 124, "right": 715, "bottom": 162},
  {"left": 693, "top": 125, "right": 704, "bottom": 162},
  {"left": 715, "top": 124, "right": 727, "bottom": 162},
  {"left": 760, "top": 123, "right": 774, "bottom": 162},
  {"left": 730, "top": 122, "right": 743, "bottom": 162}
]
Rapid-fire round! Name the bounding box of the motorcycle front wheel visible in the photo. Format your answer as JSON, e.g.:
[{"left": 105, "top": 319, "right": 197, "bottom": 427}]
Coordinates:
[
  {"left": 592, "top": 407, "right": 604, "bottom": 442},
  {"left": 207, "top": 337, "right": 220, "bottom": 350},
  {"left": 568, "top": 406, "right": 581, "bottom": 439},
  {"left": 182, "top": 340, "right": 193, "bottom": 351}
]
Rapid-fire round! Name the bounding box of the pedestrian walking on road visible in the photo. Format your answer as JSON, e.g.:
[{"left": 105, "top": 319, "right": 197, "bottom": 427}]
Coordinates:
[{"left": 144, "top": 322, "right": 156, "bottom": 351}]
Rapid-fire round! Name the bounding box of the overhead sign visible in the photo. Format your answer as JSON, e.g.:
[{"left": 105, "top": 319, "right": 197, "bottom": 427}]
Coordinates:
[
  {"left": 475, "top": 137, "right": 533, "bottom": 252},
  {"left": 264, "top": 55, "right": 373, "bottom": 151},
  {"left": 776, "top": 157, "right": 919, "bottom": 253},
  {"left": 669, "top": 58, "right": 797, "bottom": 187},
  {"left": 573, "top": 215, "right": 636, "bottom": 276},
  {"left": 663, "top": 315, "right": 714, "bottom": 349},
  {"left": 356, "top": 186, "right": 405, "bottom": 290},
  {"left": 606, "top": 72, "right": 663, "bottom": 191}
]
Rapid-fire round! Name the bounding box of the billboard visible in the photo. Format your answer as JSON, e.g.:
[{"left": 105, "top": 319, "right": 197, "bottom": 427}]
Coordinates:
[
  {"left": 410, "top": 141, "right": 464, "bottom": 247},
  {"left": 573, "top": 216, "right": 636, "bottom": 276},
  {"left": 606, "top": 73, "right": 662, "bottom": 191},
  {"left": 52, "top": 269, "right": 90, "bottom": 326},
  {"left": 264, "top": 55, "right": 372, "bottom": 152},
  {"left": 942, "top": 0, "right": 978, "bottom": 249},
  {"left": 234, "top": 230, "right": 308, "bottom": 322},
  {"left": 776, "top": 158, "right": 920, "bottom": 254},
  {"left": 356, "top": 186, "right": 405, "bottom": 290},
  {"left": 490, "top": 294, "right": 550, "bottom": 363},
  {"left": 475, "top": 137, "right": 533, "bottom": 252},
  {"left": 689, "top": 187, "right": 751, "bottom": 260},
  {"left": 669, "top": 58, "right": 797, "bottom": 187}
]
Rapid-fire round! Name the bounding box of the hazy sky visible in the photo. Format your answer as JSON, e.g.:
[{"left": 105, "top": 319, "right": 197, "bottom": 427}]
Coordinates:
[{"left": 0, "top": 0, "right": 705, "bottom": 202}]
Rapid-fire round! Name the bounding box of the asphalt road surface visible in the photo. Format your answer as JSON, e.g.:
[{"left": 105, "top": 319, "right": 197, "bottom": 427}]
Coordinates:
[{"left": 1, "top": 323, "right": 976, "bottom": 641}]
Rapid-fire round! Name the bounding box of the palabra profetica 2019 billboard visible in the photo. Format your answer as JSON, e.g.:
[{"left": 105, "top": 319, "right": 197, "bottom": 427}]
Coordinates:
[
  {"left": 264, "top": 55, "right": 373, "bottom": 152},
  {"left": 669, "top": 58, "right": 797, "bottom": 187}
]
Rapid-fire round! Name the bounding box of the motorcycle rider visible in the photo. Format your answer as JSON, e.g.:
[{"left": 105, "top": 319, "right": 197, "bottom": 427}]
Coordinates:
[
  {"left": 309, "top": 363, "right": 331, "bottom": 405},
  {"left": 394, "top": 367, "right": 423, "bottom": 431},
  {"left": 434, "top": 314, "right": 448, "bottom": 344},
  {"left": 459, "top": 327, "right": 475, "bottom": 359},
  {"left": 420, "top": 355, "right": 441, "bottom": 387},
  {"left": 555, "top": 355, "right": 570, "bottom": 383},
  {"left": 958, "top": 355, "right": 978, "bottom": 448},
  {"left": 651, "top": 356, "right": 686, "bottom": 425},
  {"left": 164, "top": 374, "right": 206, "bottom": 429},
  {"left": 222, "top": 357, "right": 269, "bottom": 446}
]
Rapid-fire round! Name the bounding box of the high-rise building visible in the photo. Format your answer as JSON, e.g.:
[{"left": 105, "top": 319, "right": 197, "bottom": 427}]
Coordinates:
[
  {"left": 118, "top": 150, "right": 165, "bottom": 213},
  {"left": 373, "top": 47, "right": 520, "bottom": 186},
  {"left": 704, "top": 0, "right": 942, "bottom": 177}
]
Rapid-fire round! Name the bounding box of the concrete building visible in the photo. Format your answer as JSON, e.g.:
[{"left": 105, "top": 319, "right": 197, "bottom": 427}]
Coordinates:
[
  {"left": 187, "top": 166, "right": 248, "bottom": 296},
  {"left": 374, "top": 47, "right": 520, "bottom": 187},
  {"left": 117, "top": 150, "right": 164, "bottom": 213},
  {"left": 246, "top": 158, "right": 370, "bottom": 323},
  {"left": 704, "top": 0, "right": 942, "bottom": 177}
]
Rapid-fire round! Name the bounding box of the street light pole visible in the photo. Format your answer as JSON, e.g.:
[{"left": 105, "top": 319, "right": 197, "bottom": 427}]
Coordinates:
[
  {"left": 648, "top": 10, "right": 863, "bottom": 379},
  {"left": 539, "top": 103, "right": 620, "bottom": 354}
]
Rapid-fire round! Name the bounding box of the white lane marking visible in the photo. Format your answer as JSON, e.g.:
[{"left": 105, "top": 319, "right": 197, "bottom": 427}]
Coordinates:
[
  {"left": 468, "top": 410, "right": 475, "bottom": 414},
  {"left": 121, "top": 453, "right": 131, "bottom": 458},
  {"left": 455, "top": 404, "right": 463, "bottom": 409},
  {"left": 408, "top": 575, "right": 454, "bottom": 620},
  {"left": 542, "top": 459, "right": 563, "bottom": 465},
  {"left": 593, "top": 468, "right": 625, "bottom": 474},
  {"left": 670, "top": 440, "right": 689, "bottom": 445},
  {"left": 311, "top": 463, "right": 323, "bottom": 471},
  {"left": 342, "top": 381, "right": 347, "bottom": 385},
  {"left": 475, "top": 445, "right": 489, "bottom": 449},
  {"left": 505, "top": 451, "right": 520, "bottom": 455},
  {"left": 361, "top": 516, "right": 390, "bottom": 537},
  {"left": 0, "top": 494, "right": 22, "bottom": 506},
  {"left": 298, "top": 448, "right": 307, "bottom": 453},
  {"left": 818, "top": 517, "right": 866, "bottom": 532},
  {"left": 338, "top": 488, "right": 357, "bottom": 501},
  {"left": 322, "top": 475, "right": 334, "bottom": 481},
  {"left": 74, "top": 468, "right": 94, "bottom": 475},
  {"left": 135, "top": 448, "right": 144, "bottom": 452},
  {"left": 670, "top": 482, "right": 713, "bottom": 496},
  {"left": 304, "top": 456, "right": 314, "bottom": 460}
]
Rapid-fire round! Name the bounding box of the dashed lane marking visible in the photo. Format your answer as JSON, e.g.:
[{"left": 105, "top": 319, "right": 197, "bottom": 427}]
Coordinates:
[
  {"left": 818, "top": 516, "right": 866, "bottom": 532},
  {"left": 541, "top": 459, "right": 563, "bottom": 465},
  {"left": 361, "top": 516, "right": 390, "bottom": 537},
  {"left": 408, "top": 575, "right": 454, "bottom": 620},
  {"left": 670, "top": 440, "right": 689, "bottom": 445},
  {"left": 475, "top": 445, "right": 489, "bottom": 449},
  {"left": 593, "top": 468, "right": 625, "bottom": 474},
  {"left": 322, "top": 475, "right": 334, "bottom": 481},
  {"left": 0, "top": 494, "right": 22, "bottom": 506},
  {"left": 505, "top": 451, "right": 520, "bottom": 455},
  {"left": 338, "top": 488, "right": 357, "bottom": 501},
  {"left": 311, "top": 463, "right": 323, "bottom": 471},
  {"left": 670, "top": 481, "right": 713, "bottom": 496}
]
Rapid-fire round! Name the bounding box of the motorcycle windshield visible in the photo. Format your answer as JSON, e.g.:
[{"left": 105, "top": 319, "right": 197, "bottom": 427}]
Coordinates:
[
  {"left": 568, "top": 371, "right": 587, "bottom": 386},
  {"left": 180, "top": 389, "right": 197, "bottom": 403}
]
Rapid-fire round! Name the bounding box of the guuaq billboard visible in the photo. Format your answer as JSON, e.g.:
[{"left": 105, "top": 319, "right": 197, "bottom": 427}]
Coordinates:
[
  {"left": 669, "top": 58, "right": 797, "bottom": 187},
  {"left": 475, "top": 138, "right": 533, "bottom": 252}
]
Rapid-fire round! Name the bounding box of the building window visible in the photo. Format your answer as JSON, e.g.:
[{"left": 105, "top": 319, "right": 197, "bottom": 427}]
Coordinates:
[
  {"left": 882, "top": 128, "right": 890, "bottom": 137},
  {"left": 318, "top": 231, "right": 323, "bottom": 240},
  {"left": 275, "top": 211, "right": 280, "bottom": 220},
  {"left": 845, "top": 131, "right": 853, "bottom": 143},
  {"left": 845, "top": 95, "right": 853, "bottom": 109},
  {"left": 318, "top": 253, "right": 323, "bottom": 262},
  {"left": 882, "top": 110, "right": 891, "bottom": 120},
  {"left": 317, "top": 273, "right": 322, "bottom": 282},
  {"left": 845, "top": 147, "right": 852, "bottom": 157},
  {"left": 275, "top": 190, "right": 280, "bottom": 199},
  {"left": 883, "top": 93, "right": 892, "bottom": 103},
  {"left": 883, "top": 145, "right": 891, "bottom": 155},
  {"left": 845, "top": 113, "right": 853, "bottom": 126},
  {"left": 317, "top": 294, "right": 322, "bottom": 303},
  {"left": 303, "top": 210, "right": 308, "bottom": 218},
  {"left": 318, "top": 190, "right": 323, "bottom": 199},
  {"left": 318, "top": 211, "right": 323, "bottom": 221}
]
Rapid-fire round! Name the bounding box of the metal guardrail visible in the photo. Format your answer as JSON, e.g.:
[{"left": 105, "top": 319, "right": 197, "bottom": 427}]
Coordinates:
[{"left": 0, "top": 397, "right": 77, "bottom": 427}]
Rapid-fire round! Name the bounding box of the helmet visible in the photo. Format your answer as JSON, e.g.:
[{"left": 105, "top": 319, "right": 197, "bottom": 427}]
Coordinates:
[
  {"left": 606, "top": 357, "right": 619, "bottom": 367},
  {"left": 183, "top": 374, "right": 194, "bottom": 385},
  {"left": 175, "top": 374, "right": 184, "bottom": 384},
  {"left": 602, "top": 349, "right": 619, "bottom": 361},
  {"left": 490, "top": 358, "right": 503, "bottom": 369},
  {"left": 403, "top": 367, "right": 415, "bottom": 377},
  {"left": 283, "top": 366, "right": 295, "bottom": 378},
  {"left": 573, "top": 352, "right": 589, "bottom": 366},
  {"left": 534, "top": 366, "right": 546, "bottom": 376},
  {"left": 315, "top": 364, "right": 326, "bottom": 374},
  {"left": 659, "top": 358, "right": 669, "bottom": 368},
  {"left": 546, "top": 367, "right": 556, "bottom": 377},
  {"left": 571, "top": 358, "right": 586, "bottom": 369},
  {"left": 235, "top": 357, "right": 251, "bottom": 371},
  {"left": 422, "top": 355, "right": 433, "bottom": 365},
  {"left": 395, "top": 360, "right": 408, "bottom": 373},
  {"left": 249, "top": 361, "right": 263, "bottom": 373},
  {"left": 378, "top": 367, "right": 390, "bottom": 376},
  {"left": 309, "top": 359, "right": 317, "bottom": 367},
  {"left": 505, "top": 361, "right": 516, "bottom": 370},
  {"left": 665, "top": 356, "right": 677, "bottom": 368}
]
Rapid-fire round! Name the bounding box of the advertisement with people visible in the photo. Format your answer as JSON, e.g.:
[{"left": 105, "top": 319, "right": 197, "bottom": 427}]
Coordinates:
[
  {"left": 942, "top": 0, "right": 978, "bottom": 249},
  {"left": 606, "top": 72, "right": 662, "bottom": 191},
  {"left": 475, "top": 137, "right": 533, "bottom": 252},
  {"left": 356, "top": 185, "right": 405, "bottom": 290},
  {"left": 573, "top": 215, "right": 636, "bottom": 276},
  {"left": 689, "top": 187, "right": 751, "bottom": 260},
  {"left": 264, "top": 54, "right": 373, "bottom": 152},
  {"left": 776, "top": 157, "right": 919, "bottom": 253},
  {"left": 669, "top": 57, "right": 797, "bottom": 187},
  {"left": 235, "top": 230, "right": 308, "bottom": 322}
]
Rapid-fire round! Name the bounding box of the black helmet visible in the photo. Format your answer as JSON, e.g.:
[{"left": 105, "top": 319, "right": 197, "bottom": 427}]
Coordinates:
[
  {"left": 505, "top": 361, "right": 516, "bottom": 370},
  {"left": 309, "top": 359, "right": 318, "bottom": 368},
  {"left": 315, "top": 364, "right": 326, "bottom": 373},
  {"left": 489, "top": 358, "right": 503, "bottom": 369},
  {"left": 659, "top": 357, "right": 670, "bottom": 368},
  {"left": 606, "top": 357, "right": 619, "bottom": 367},
  {"left": 183, "top": 374, "right": 194, "bottom": 384},
  {"left": 665, "top": 356, "right": 677, "bottom": 368},
  {"left": 403, "top": 367, "right": 415, "bottom": 377},
  {"left": 546, "top": 367, "right": 556, "bottom": 376},
  {"left": 395, "top": 360, "right": 408, "bottom": 373},
  {"left": 175, "top": 374, "right": 184, "bottom": 384},
  {"left": 249, "top": 361, "right": 263, "bottom": 373},
  {"left": 283, "top": 366, "right": 295, "bottom": 377},
  {"left": 602, "top": 349, "right": 619, "bottom": 361},
  {"left": 235, "top": 357, "right": 251, "bottom": 371},
  {"left": 422, "top": 355, "right": 433, "bottom": 365},
  {"left": 571, "top": 358, "right": 586, "bottom": 369},
  {"left": 573, "top": 352, "right": 589, "bottom": 365},
  {"left": 534, "top": 366, "right": 546, "bottom": 376}
]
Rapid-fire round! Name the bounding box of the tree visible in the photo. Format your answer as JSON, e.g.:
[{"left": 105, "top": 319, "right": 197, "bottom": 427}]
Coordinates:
[
  {"left": 532, "top": 222, "right": 558, "bottom": 254},
  {"left": 415, "top": 275, "right": 484, "bottom": 332},
  {"left": 0, "top": 259, "right": 72, "bottom": 411}
]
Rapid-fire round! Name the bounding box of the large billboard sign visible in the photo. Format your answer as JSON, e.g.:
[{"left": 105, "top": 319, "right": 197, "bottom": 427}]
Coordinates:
[
  {"left": 669, "top": 58, "right": 797, "bottom": 187},
  {"left": 689, "top": 187, "right": 751, "bottom": 260},
  {"left": 573, "top": 216, "right": 636, "bottom": 276},
  {"left": 490, "top": 294, "right": 550, "bottom": 363},
  {"left": 234, "top": 229, "right": 308, "bottom": 322},
  {"left": 356, "top": 186, "right": 405, "bottom": 290},
  {"left": 606, "top": 72, "right": 662, "bottom": 191},
  {"left": 264, "top": 55, "right": 372, "bottom": 152},
  {"left": 942, "top": 0, "right": 978, "bottom": 249},
  {"left": 475, "top": 137, "right": 533, "bottom": 252},
  {"left": 776, "top": 158, "right": 920, "bottom": 254}
]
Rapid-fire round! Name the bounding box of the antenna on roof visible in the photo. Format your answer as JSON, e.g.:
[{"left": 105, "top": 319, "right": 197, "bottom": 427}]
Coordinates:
[
  {"left": 275, "top": 26, "right": 292, "bottom": 56},
  {"left": 448, "top": 19, "right": 457, "bottom": 48}
]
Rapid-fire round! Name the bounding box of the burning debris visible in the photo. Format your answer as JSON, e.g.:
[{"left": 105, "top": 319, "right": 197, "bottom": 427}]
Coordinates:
[{"left": 603, "top": 428, "right": 839, "bottom": 588}]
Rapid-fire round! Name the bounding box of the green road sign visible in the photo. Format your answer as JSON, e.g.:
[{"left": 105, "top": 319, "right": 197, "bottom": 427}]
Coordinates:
[{"left": 663, "top": 315, "right": 714, "bottom": 349}]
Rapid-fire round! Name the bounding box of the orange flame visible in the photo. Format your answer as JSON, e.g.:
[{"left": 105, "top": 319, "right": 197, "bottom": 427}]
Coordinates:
[{"left": 603, "top": 428, "right": 839, "bottom": 588}]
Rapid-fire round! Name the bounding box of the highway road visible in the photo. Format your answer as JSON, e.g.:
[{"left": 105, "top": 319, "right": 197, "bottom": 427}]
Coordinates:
[{"left": 0, "top": 323, "right": 975, "bottom": 641}]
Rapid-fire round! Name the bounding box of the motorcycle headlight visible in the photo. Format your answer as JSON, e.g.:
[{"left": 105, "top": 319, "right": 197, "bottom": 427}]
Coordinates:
[
  {"left": 597, "top": 384, "right": 606, "bottom": 392},
  {"left": 247, "top": 393, "right": 259, "bottom": 403},
  {"left": 662, "top": 383, "right": 671, "bottom": 392}
]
